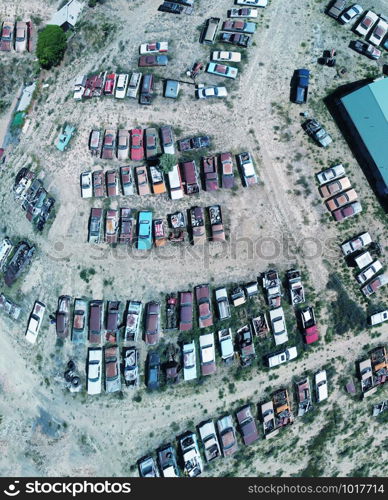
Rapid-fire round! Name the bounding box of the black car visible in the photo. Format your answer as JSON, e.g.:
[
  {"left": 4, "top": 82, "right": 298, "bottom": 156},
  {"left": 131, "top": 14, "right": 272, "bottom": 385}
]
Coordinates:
[
  {"left": 147, "top": 351, "right": 161, "bottom": 390},
  {"left": 291, "top": 69, "right": 309, "bottom": 104},
  {"left": 349, "top": 40, "right": 381, "bottom": 60}
]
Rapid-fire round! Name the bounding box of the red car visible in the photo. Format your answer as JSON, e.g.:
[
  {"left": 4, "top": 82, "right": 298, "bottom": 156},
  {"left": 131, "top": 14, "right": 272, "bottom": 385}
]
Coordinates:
[
  {"left": 195, "top": 284, "right": 213, "bottom": 328},
  {"left": 138, "top": 55, "right": 168, "bottom": 67},
  {"left": 145, "top": 301, "right": 161, "bottom": 345},
  {"left": 101, "top": 129, "right": 116, "bottom": 160},
  {"left": 104, "top": 73, "right": 116, "bottom": 95},
  {"left": 106, "top": 170, "right": 119, "bottom": 197},
  {"left": 220, "top": 152, "right": 235, "bottom": 189},
  {"left": 300, "top": 306, "right": 319, "bottom": 344},
  {"left": 131, "top": 128, "right": 144, "bottom": 161},
  {"left": 92, "top": 170, "right": 105, "bottom": 198},
  {"left": 332, "top": 201, "right": 362, "bottom": 221},
  {"left": 179, "top": 291, "right": 193, "bottom": 331}
]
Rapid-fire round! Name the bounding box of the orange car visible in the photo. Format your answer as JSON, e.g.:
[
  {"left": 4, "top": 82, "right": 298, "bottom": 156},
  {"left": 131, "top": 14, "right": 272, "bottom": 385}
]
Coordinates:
[
  {"left": 135, "top": 166, "right": 151, "bottom": 196},
  {"left": 149, "top": 165, "right": 166, "bottom": 194},
  {"left": 319, "top": 176, "right": 351, "bottom": 198},
  {"left": 326, "top": 189, "right": 358, "bottom": 212}
]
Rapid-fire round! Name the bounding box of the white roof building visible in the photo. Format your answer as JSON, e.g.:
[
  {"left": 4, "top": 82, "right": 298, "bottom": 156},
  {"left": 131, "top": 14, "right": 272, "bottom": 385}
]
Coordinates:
[{"left": 49, "top": 0, "right": 84, "bottom": 30}]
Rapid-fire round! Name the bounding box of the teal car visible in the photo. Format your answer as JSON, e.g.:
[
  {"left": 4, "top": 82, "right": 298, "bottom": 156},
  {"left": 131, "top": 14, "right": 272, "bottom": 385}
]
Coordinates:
[
  {"left": 137, "top": 211, "right": 153, "bottom": 250},
  {"left": 206, "top": 62, "right": 238, "bottom": 79}
]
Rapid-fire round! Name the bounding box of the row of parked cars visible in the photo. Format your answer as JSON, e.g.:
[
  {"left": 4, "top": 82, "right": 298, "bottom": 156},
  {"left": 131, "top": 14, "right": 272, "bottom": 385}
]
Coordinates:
[
  {"left": 81, "top": 152, "right": 257, "bottom": 202},
  {"left": 87, "top": 205, "right": 226, "bottom": 248},
  {"left": 316, "top": 163, "right": 362, "bottom": 221},
  {"left": 327, "top": 2, "right": 388, "bottom": 58},
  {"left": 340, "top": 231, "right": 387, "bottom": 296},
  {"left": 88, "top": 126, "right": 175, "bottom": 160},
  {"left": 0, "top": 20, "right": 30, "bottom": 52},
  {"left": 138, "top": 375, "right": 328, "bottom": 477},
  {"left": 74, "top": 72, "right": 156, "bottom": 104}
]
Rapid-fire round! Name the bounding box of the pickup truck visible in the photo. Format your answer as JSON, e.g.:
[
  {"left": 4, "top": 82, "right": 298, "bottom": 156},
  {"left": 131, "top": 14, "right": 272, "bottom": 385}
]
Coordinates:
[
  {"left": 178, "top": 136, "right": 211, "bottom": 152},
  {"left": 303, "top": 119, "right": 332, "bottom": 147},
  {"left": 88, "top": 208, "right": 103, "bottom": 244},
  {"left": 125, "top": 300, "right": 142, "bottom": 341},
  {"left": 326, "top": 0, "right": 347, "bottom": 19},
  {"left": 181, "top": 161, "right": 200, "bottom": 195},
  {"left": 203, "top": 156, "right": 219, "bottom": 191},
  {"left": 267, "top": 346, "right": 298, "bottom": 368},
  {"left": 25, "top": 301, "right": 46, "bottom": 344},
  {"left": 190, "top": 206, "right": 206, "bottom": 245},
  {"left": 209, "top": 205, "right": 225, "bottom": 241},
  {"left": 215, "top": 287, "right": 231, "bottom": 320},
  {"left": 218, "top": 328, "right": 234, "bottom": 363},
  {"left": 198, "top": 420, "right": 221, "bottom": 462}
]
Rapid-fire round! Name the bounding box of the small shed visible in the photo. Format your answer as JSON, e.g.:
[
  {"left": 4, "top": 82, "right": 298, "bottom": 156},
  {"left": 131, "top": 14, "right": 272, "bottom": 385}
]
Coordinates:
[
  {"left": 49, "top": 0, "right": 84, "bottom": 30},
  {"left": 164, "top": 80, "right": 180, "bottom": 99}
]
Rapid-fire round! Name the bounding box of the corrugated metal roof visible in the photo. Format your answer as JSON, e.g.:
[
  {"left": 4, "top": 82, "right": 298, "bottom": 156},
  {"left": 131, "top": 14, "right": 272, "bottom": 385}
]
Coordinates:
[{"left": 341, "top": 78, "right": 388, "bottom": 187}]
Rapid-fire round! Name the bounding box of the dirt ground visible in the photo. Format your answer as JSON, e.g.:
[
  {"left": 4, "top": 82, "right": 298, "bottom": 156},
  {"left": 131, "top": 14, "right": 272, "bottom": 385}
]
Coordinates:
[{"left": 0, "top": 0, "right": 387, "bottom": 478}]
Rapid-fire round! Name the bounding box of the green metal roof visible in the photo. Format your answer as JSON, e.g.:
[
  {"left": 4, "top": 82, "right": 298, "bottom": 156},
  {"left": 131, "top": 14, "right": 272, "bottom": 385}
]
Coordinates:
[{"left": 341, "top": 78, "right": 388, "bottom": 187}]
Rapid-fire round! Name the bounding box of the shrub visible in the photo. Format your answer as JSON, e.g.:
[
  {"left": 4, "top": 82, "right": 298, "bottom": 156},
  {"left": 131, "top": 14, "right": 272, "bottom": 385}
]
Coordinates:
[
  {"left": 37, "top": 25, "right": 67, "bottom": 69},
  {"left": 159, "top": 154, "right": 177, "bottom": 174}
]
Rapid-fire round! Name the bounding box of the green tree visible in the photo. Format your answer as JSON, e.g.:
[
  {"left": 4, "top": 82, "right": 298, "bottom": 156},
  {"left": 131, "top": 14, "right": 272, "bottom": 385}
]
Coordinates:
[
  {"left": 159, "top": 153, "right": 177, "bottom": 174},
  {"left": 36, "top": 25, "right": 67, "bottom": 69}
]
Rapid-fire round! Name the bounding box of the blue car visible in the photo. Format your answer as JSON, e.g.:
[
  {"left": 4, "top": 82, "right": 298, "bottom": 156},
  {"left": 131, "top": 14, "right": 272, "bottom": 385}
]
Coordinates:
[
  {"left": 137, "top": 211, "right": 153, "bottom": 250},
  {"left": 292, "top": 68, "right": 310, "bottom": 104}
]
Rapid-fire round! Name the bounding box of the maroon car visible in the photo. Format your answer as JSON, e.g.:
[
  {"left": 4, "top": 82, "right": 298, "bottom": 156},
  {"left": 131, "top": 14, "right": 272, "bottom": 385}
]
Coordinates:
[
  {"left": 56, "top": 295, "right": 71, "bottom": 339},
  {"left": 145, "top": 301, "right": 161, "bottom": 345},
  {"left": 179, "top": 291, "right": 193, "bottom": 331},
  {"left": 92, "top": 170, "right": 105, "bottom": 198},
  {"left": 106, "top": 170, "right": 119, "bottom": 197},
  {"left": 138, "top": 55, "right": 168, "bottom": 67},
  {"left": 195, "top": 284, "right": 213, "bottom": 328},
  {"left": 89, "top": 300, "right": 103, "bottom": 344},
  {"left": 119, "top": 208, "right": 133, "bottom": 244},
  {"left": 203, "top": 156, "right": 219, "bottom": 191},
  {"left": 106, "top": 300, "right": 120, "bottom": 342},
  {"left": 181, "top": 160, "right": 200, "bottom": 195},
  {"left": 236, "top": 405, "right": 259, "bottom": 446},
  {"left": 220, "top": 152, "right": 235, "bottom": 189},
  {"left": 101, "top": 129, "right": 116, "bottom": 159}
]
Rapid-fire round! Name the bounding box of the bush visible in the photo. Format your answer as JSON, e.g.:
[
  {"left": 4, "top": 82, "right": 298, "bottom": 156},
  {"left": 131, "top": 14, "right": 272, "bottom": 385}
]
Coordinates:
[
  {"left": 159, "top": 154, "right": 177, "bottom": 174},
  {"left": 37, "top": 25, "right": 67, "bottom": 69}
]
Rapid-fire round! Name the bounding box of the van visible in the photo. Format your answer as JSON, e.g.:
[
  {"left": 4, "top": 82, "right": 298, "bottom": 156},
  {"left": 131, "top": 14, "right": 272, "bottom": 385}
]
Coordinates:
[
  {"left": 202, "top": 18, "right": 220, "bottom": 45},
  {"left": 127, "top": 72, "right": 142, "bottom": 98},
  {"left": 167, "top": 164, "right": 184, "bottom": 200},
  {"left": 140, "top": 74, "right": 154, "bottom": 105}
]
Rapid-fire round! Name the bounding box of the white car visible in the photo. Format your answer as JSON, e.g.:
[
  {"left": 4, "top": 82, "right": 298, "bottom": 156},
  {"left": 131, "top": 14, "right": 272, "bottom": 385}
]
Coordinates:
[
  {"left": 368, "top": 18, "right": 388, "bottom": 46},
  {"left": 115, "top": 74, "right": 129, "bottom": 99},
  {"left": 87, "top": 347, "right": 103, "bottom": 395},
  {"left": 229, "top": 8, "right": 258, "bottom": 18},
  {"left": 199, "top": 333, "right": 216, "bottom": 376},
  {"left": 238, "top": 152, "right": 258, "bottom": 186},
  {"left": 198, "top": 420, "right": 221, "bottom": 462},
  {"left": 183, "top": 341, "right": 197, "bottom": 381},
  {"left": 80, "top": 171, "right": 93, "bottom": 198},
  {"left": 354, "top": 251, "right": 373, "bottom": 270},
  {"left": 267, "top": 346, "right": 297, "bottom": 368},
  {"left": 341, "top": 232, "right": 372, "bottom": 256},
  {"left": 167, "top": 164, "right": 184, "bottom": 200},
  {"left": 212, "top": 51, "right": 241, "bottom": 62},
  {"left": 269, "top": 307, "right": 288, "bottom": 345},
  {"left": 218, "top": 329, "right": 234, "bottom": 363},
  {"left": 196, "top": 85, "right": 228, "bottom": 99},
  {"left": 356, "top": 260, "right": 383, "bottom": 284},
  {"left": 73, "top": 75, "right": 86, "bottom": 100},
  {"left": 340, "top": 4, "right": 363, "bottom": 24},
  {"left": 316, "top": 164, "right": 345, "bottom": 185},
  {"left": 369, "top": 310, "right": 388, "bottom": 326},
  {"left": 315, "top": 370, "right": 328, "bottom": 402},
  {"left": 25, "top": 301, "right": 46, "bottom": 344},
  {"left": 140, "top": 41, "right": 168, "bottom": 54},
  {"left": 354, "top": 10, "right": 378, "bottom": 36},
  {"left": 236, "top": 0, "right": 267, "bottom": 6}
]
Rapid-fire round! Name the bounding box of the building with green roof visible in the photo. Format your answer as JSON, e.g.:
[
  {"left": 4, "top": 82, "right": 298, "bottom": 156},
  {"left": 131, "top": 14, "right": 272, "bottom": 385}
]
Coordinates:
[{"left": 339, "top": 77, "right": 388, "bottom": 206}]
